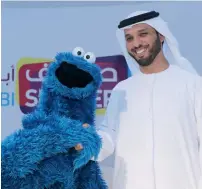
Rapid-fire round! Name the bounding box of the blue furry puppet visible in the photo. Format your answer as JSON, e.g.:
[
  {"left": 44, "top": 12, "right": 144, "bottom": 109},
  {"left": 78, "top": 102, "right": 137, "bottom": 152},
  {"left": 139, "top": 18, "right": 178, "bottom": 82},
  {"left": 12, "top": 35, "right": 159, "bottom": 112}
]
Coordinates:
[{"left": 2, "top": 47, "right": 108, "bottom": 189}]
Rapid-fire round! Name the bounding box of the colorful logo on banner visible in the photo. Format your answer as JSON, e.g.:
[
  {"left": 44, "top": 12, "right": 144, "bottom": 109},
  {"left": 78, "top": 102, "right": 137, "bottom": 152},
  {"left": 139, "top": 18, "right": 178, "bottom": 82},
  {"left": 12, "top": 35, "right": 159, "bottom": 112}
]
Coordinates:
[{"left": 15, "top": 55, "right": 128, "bottom": 114}]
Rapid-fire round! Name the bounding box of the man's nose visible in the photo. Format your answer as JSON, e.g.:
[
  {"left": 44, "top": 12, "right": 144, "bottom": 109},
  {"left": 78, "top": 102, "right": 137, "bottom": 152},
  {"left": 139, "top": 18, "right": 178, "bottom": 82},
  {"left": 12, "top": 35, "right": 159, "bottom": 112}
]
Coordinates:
[{"left": 132, "top": 36, "right": 142, "bottom": 48}]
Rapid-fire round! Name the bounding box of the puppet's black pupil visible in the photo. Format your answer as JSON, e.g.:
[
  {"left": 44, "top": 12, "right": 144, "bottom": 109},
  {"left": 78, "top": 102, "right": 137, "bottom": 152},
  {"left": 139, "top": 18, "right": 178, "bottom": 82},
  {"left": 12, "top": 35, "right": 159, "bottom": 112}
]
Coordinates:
[
  {"left": 77, "top": 51, "right": 81, "bottom": 55},
  {"left": 86, "top": 55, "right": 90, "bottom": 59}
]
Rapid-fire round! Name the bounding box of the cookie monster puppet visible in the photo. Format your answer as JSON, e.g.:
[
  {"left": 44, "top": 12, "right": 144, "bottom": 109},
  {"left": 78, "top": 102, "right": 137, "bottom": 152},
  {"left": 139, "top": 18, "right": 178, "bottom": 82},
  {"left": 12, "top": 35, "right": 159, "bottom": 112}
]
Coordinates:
[{"left": 2, "top": 47, "right": 108, "bottom": 189}]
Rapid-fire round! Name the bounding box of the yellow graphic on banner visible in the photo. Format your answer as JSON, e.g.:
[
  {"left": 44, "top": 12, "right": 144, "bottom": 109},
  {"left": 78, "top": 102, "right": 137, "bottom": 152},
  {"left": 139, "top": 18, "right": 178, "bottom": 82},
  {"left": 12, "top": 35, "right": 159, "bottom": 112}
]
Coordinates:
[{"left": 15, "top": 57, "right": 52, "bottom": 104}]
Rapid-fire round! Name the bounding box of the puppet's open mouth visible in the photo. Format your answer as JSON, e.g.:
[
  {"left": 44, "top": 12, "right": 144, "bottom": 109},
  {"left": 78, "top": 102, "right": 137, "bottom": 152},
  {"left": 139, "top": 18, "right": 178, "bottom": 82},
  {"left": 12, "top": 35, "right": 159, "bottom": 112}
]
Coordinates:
[{"left": 55, "top": 61, "right": 93, "bottom": 88}]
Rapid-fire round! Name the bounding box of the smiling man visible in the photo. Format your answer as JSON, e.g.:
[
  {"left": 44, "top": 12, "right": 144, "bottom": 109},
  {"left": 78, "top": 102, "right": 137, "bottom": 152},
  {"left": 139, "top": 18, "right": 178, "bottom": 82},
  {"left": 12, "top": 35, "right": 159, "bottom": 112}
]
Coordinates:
[
  {"left": 94, "top": 10, "right": 202, "bottom": 189},
  {"left": 125, "top": 23, "right": 163, "bottom": 69}
]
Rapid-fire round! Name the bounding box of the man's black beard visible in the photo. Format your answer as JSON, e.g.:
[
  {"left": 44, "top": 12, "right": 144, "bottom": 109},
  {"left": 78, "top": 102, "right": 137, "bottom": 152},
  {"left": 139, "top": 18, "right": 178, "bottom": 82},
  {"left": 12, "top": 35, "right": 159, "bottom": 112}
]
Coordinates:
[{"left": 129, "top": 35, "right": 161, "bottom": 67}]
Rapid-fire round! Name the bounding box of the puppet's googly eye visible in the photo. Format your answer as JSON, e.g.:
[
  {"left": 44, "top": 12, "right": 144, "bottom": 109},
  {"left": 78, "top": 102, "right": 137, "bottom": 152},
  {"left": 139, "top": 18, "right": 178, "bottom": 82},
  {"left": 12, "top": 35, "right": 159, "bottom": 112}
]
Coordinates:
[
  {"left": 84, "top": 52, "right": 96, "bottom": 63},
  {"left": 72, "top": 47, "right": 85, "bottom": 57}
]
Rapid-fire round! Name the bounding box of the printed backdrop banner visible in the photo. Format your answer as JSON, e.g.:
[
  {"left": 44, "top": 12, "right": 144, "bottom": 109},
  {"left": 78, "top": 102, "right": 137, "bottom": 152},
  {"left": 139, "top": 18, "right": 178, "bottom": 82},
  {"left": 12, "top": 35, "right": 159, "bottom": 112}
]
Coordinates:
[{"left": 15, "top": 55, "right": 128, "bottom": 115}]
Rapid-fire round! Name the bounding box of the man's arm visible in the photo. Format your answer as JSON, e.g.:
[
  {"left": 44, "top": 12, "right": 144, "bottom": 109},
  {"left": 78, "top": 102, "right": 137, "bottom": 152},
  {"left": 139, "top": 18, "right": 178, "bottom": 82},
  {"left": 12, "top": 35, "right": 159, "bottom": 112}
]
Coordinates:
[
  {"left": 95, "top": 86, "right": 127, "bottom": 162},
  {"left": 194, "top": 76, "right": 202, "bottom": 189}
]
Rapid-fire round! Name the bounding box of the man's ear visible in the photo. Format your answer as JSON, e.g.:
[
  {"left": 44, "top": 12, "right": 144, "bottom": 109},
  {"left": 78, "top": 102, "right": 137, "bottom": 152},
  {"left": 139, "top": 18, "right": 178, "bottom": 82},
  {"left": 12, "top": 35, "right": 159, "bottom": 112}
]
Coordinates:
[
  {"left": 159, "top": 33, "right": 165, "bottom": 43},
  {"left": 156, "top": 31, "right": 165, "bottom": 45}
]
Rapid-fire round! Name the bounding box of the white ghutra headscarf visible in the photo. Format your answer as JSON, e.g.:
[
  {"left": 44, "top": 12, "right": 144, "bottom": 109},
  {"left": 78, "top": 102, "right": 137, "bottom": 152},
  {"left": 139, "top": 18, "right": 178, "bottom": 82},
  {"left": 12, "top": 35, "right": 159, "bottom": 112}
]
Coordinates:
[{"left": 116, "top": 10, "right": 198, "bottom": 76}]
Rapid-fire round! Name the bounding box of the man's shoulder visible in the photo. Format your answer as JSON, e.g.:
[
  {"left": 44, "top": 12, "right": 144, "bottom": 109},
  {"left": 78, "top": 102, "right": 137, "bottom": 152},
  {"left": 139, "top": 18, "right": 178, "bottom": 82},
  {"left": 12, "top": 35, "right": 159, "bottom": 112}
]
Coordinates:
[
  {"left": 170, "top": 65, "right": 202, "bottom": 91},
  {"left": 171, "top": 65, "right": 201, "bottom": 80}
]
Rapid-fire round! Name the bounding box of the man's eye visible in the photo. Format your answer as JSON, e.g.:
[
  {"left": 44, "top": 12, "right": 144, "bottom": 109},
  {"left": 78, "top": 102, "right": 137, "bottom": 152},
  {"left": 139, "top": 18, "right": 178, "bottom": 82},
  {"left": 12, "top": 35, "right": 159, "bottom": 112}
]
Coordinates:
[
  {"left": 140, "top": 32, "right": 148, "bottom": 37},
  {"left": 126, "top": 37, "right": 133, "bottom": 42}
]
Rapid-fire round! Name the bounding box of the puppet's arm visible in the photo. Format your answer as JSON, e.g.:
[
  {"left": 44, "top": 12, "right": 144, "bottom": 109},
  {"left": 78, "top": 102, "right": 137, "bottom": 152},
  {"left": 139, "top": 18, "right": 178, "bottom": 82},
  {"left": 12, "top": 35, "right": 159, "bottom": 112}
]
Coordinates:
[
  {"left": 1, "top": 116, "right": 101, "bottom": 180},
  {"left": 2, "top": 168, "right": 45, "bottom": 189}
]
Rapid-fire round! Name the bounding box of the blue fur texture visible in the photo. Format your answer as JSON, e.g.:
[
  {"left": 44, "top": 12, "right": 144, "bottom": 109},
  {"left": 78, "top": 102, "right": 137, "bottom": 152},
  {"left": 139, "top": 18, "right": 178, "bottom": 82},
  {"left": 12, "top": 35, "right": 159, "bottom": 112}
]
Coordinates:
[{"left": 2, "top": 50, "right": 108, "bottom": 189}]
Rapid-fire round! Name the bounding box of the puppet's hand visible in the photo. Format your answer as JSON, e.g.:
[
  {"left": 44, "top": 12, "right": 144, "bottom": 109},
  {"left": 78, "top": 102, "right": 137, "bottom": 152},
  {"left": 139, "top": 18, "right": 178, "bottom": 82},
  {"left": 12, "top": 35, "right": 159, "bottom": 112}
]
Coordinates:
[
  {"left": 72, "top": 123, "right": 102, "bottom": 171},
  {"left": 74, "top": 123, "right": 91, "bottom": 151}
]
